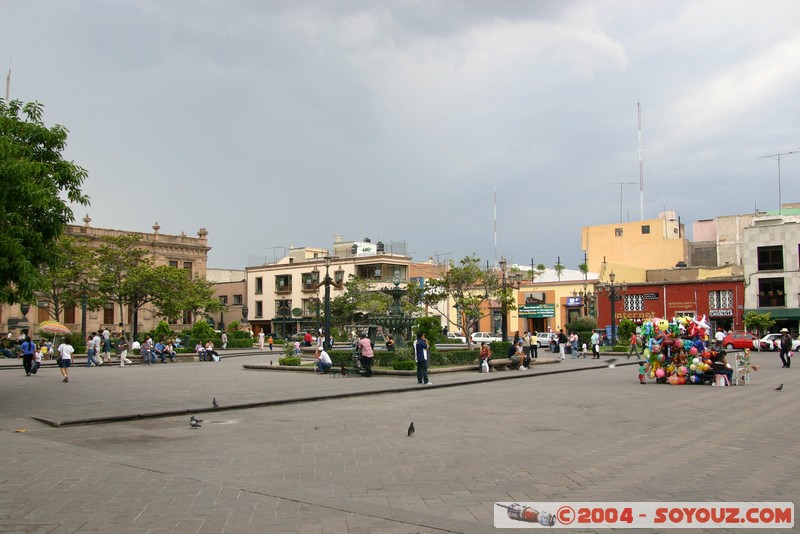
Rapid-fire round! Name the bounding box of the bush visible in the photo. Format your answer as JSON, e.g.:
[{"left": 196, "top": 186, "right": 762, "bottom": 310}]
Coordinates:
[
  {"left": 491, "top": 341, "right": 512, "bottom": 358},
  {"left": 227, "top": 338, "right": 253, "bottom": 348},
  {"left": 191, "top": 321, "right": 216, "bottom": 342},
  {"left": 278, "top": 357, "right": 301, "bottom": 366},
  {"left": 392, "top": 359, "right": 416, "bottom": 370},
  {"left": 153, "top": 320, "right": 172, "bottom": 341},
  {"left": 227, "top": 321, "right": 240, "bottom": 332}
]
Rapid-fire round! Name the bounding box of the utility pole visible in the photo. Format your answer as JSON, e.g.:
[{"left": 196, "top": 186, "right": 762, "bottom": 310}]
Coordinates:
[
  {"left": 759, "top": 151, "right": 799, "bottom": 215},
  {"left": 608, "top": 182, "right": 637, "bottom": 223}
]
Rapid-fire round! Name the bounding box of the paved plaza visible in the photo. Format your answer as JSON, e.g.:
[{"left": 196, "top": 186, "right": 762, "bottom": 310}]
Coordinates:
[{"left": 0, "top": 349, "right": 797, "bottom": 533}]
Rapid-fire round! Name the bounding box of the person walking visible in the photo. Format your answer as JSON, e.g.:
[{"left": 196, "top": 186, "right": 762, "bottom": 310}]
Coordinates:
[
  {"left": 414, "top": 332, "right": 431, "bottom": 385},
  {"left": 116, "top": 336, "right": 132, "bottom": 367},
  {"left": 57, "top": 339, "right": 74, "bottom": 382},
  {"left": 31, "top": 344, "right": 42, "bottom": 374},
  {"left": 590, "top": 330, "right": 600, "bottom": 359},
  {"left": 557, "top": 329, "right": 568, "bottom": 360},
  {"left": 778, "top": 328, "right": 792, "bottom": 368},
  {"left": 530, "top": 332, "right": 539, "bottom": 360},
  {"left": 21, "top": 337, "right": 36, "bottom": 376},
  {"left": 267, "top": 335, "right": 274, "bottom": 352},
  {"left": 221, "top": 332, "right": 228, "bottom": 350},
  {"left": 258, "top": 330, "right": 265, "bottom": 351},
  {"left": 522, "top": 331, "right": 531, "bottom": 362},
  {"left": 357, "top": 333, "right": 374, "bottom": 378},
  {"left": 102, "top": 327, "right": 112, "bottom": 363},
  {"left": 627, "top": 331, "right": 641, "bottom": 360}
]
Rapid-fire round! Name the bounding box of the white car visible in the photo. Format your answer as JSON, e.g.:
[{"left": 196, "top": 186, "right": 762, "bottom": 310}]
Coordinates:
[
  {"left": 445, "top": 332, "right": 467, "bottom": 343},
  {"left": 470, "top": 332, "right": 503, "bottom": 344},
  {"left": 535, "top": 332, "right": 558, "bottom": 349},
  {"left": 755, "top": 334, "right": 781, "bottom": 351}
]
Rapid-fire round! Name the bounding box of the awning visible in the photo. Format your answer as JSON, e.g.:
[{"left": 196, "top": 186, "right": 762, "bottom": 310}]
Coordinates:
[{"left": 744, "top": 308, "right": 800, "bottom": 320}]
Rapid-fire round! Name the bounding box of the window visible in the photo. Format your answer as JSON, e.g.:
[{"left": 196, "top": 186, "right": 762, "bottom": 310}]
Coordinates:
[
  {"left": 276, "top": 275, "right": 292, "bottom": 291},
  {"left": 302, "top": 272, "right": 319, "bottom": 289},
  {"left": 169, "top": 260, "right": 178, "bottom": 268},
  {"left": 624, "top": 294, "right": 644, "bottom": 312},
  {"left": 64, "top": 306, "right": 76, "bottom": 324},
  {"left": 708, "top": 290, "right": 733, "bottom": 310},
  {"left": 103, "top": 304, "right": 114, "bottom": 325},
  {"left": 183, "top": 261, "right": 193, "bottom": 279},
  {"left": 302, "top": 298, "right": 319, "bottom": 315},
  {"left": 255, "top": 301, "right": 263, "bottom": 318},
  {"left": 255, "top": 277, "right": 263, "bottom": 294},
  {"left": 219, "top": 295, "right": 228, "bottom": 305},
  {"left": 757, "top": 245, "right": 783, "bottom": 271},
  {"left": 275, "top": 299, "right": 291, "bottom": 317},
  {"left": 758, "top": 277, "right": 785, "bottom": 307},
  {"left": 614, "top": 228, "right": 623, "bottom": 237},
  {"left": 233, "top": 294, "right": 243, "bottom": 305},
  {"left": 641, "top": 225, "right": 650, "bottom": 234},
  {"left": 37, "top": 304, "right": 49, "bottom": 323}
]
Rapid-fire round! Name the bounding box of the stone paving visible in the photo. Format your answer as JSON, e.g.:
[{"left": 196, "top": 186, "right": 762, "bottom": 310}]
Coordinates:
[{"left": 0, "top": 349, "right": 797, "bottom": 533}]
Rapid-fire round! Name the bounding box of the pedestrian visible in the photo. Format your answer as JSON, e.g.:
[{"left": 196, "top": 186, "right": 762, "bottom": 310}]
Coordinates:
[
  {"left": 141, "top": 338, "right": 153, "bottom": 365},
  {"left": 627, "top": 331, "right": 640, "bottom": 360},
  {"left": 102, "top": 327, "right": 112, "bottom": 363},
  {"left": 314, "top": 346, "right": 332, "bottom": 373},
  {"left": 569, "top": 331, "right": 579, "bottom": 358},
  {"left": 357, "top": 332, "right": 374, "bottom": 377},
  {"left": 21, "top": 336, "right": 36, "bottom": 376},
  {"left": 385, "top": 335, "right": 396, "bottom": 352},
  {"left": 779, "top": 328, "right": 792, "bottom": 368},
  {"left": 221, "top": 331, "right": 228, "bottom": 350},
  {"left": 116, "top": 336, "right": 131, "bottom": 367},
  {"left": 590, "top": 330, "right": 600, "bottom": 359},
  {"left": 31, "top": 344, "right": 42, "bottom": 374},
  {"left": 413, "top": 332, "right": 431, "bottom": 385},
  {"left": 638, "top": 360, "right": 647, "bottom": 384},
  {"left": 530, "top": 332, "right": 539, "bottom": 360},
  {"left": 479, "top": 342, "right": 492, "bottom": 372},
  {"left": 522, "top": 331, "right": 531, "bottom": 362},
  {"left": 258, "top": 330, "right": 265, "bottom": 351},
  {"left": 557, "top": 329, "right": 568, "bottom": 360},
  {"left": 85, "top": 333, "right": 96, "bottom": 367},
  {"left": 293, "top": 340, "right": 301, "bottom": 356},
  {"left": 714, "top": 327, "right": 725, "bottom": 348},
  {"left": 267, "top": 335, "right": 273, "bottom": 352},
  {"left": 57, "top": 339, "right": 74, "bottom": 383}
]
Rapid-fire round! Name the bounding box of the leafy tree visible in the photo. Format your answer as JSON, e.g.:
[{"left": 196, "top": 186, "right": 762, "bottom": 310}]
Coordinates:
[
  {"left": 227, "top": 320, "right": 240, "bottom": 332},
  {"left": 36, "top": 235, "right": 100, "bottom": 321},
  {"left": 414, "top": 316, "right": 444, "bottom": 346},
  {"left": 553, "top": 259, "right": 565, "bottom": 281},
  {"left": 153, "top": 320, "right": 172, "bottom": 341},
  {"left": 0, "top": 99, "right": 89, "bottom": 303},
  {"left": 422, "top": 255, "right": 504, "bottom": 348},
  {"left": 744, "top": 311, "right": 775, "bottom": 337},
  {"left": 529, "top": 263, "right": 546, "bottom": 282},
  {"left": 329, "top": 276, "right": 391, "bottom": 330},
  {"left": 578, "top": 262, "right": 588, "bottom": 278},
  {"left": 191, "top": 320, "right": 215, "bottom": 342},
  {"left": 616, "top": 318, "right": 636, "bottom": 345}
]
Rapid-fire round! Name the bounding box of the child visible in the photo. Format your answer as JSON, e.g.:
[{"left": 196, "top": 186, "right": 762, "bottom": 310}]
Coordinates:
[
  {"left": 638, "top": 361, "right": 648, "bottom": 384},
  {"left": 581, "top": 343, "right": 588, "bottom": 358},
  {"left": 31, "top": 346, "right": 43, "bottom": 375},
  {"left": 294, "top": 340, "right": 301, "bottom": 356}
]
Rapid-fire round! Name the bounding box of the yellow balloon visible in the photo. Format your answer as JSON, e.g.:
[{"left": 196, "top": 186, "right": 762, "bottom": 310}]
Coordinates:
[{"left": 649, "top": 371, "right": 655, "bottom": 379}]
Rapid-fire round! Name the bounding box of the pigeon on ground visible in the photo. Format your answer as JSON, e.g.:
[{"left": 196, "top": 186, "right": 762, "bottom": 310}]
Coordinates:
[
  {"left": 190, "top": 415, "right": 203, "bottom": 423},
  {"left": 607, "top": 358, "right": 618, "bottom": 369},
  {"left": 407, "top": 422, "right": 415, "bottom": 437},
  {"left": 774, "top": 383, "right": 784, "bottom": 391},
  {"left": 190, "top": 418, "right": 202, "bottom": 429},
  {"left": 212, "top": 397, "right": 219, "bottom": 408},
  {"left": 270, "top": 360, "right": 273, "bottom": 366}
]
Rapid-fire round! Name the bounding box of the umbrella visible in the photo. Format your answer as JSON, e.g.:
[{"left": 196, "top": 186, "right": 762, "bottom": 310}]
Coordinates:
[{"left": 39, "top": 320, "right": 71, "bottom": 336}]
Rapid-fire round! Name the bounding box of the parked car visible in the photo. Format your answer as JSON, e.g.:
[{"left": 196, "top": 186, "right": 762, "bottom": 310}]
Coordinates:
[
  {"left": 445, "top": 332, "right": 467, "bottom": 343},
  {"left": 755, "top": 333, "right": 782, "bottom": 351},
  {"left": 470, "top": 332, "right": 503, "bottom": 344},
  {"left": 722, "top": 331, "right": 758, "bottom": 350}
]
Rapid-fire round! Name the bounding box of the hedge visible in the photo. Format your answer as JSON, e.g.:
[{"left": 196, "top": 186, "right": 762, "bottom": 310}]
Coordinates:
[
  {"left": 327, "top": 349, "right": 482, "bottom": 368},
  {"left": 279, "top": 357, "right": 301, "bottom": 366}
]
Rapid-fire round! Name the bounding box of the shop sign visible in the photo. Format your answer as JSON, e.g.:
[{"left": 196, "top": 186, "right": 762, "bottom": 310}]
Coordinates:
[
  {"left": 709, "top": 309, "right": 733, "bottom": 317},
  {"left": 566, "top": 297, "right": 583, "bottom": 306},
  {"left": 519, "top": 304, "right": 556, "bottom": 318},
  {"left": 643, "top": 292, "right": 659, "bottom": 300}
]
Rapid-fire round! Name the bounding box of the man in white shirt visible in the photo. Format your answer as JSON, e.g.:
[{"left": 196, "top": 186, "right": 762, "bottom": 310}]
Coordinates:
[
  {"left": 714, "top": 328, "right": 725, "bottom": 348},
  {"left": 315, "top": 347, "right": 332, "bottom": 373}
]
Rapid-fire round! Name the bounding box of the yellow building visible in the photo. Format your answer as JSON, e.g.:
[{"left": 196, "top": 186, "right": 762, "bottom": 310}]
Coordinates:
[{"left": 581, "top": 211, "right": 688, "bottom": 278}]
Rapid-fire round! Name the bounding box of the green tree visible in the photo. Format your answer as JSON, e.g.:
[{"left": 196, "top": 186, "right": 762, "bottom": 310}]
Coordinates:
[
  {"left": 0, "top": 99, "right": 89, "bottom": 303},
  {"left": 36, "top": 235, "right": 99, "bottom": 321},
  {"left": 578, "top": 262, "right": 589, "bottom": 278},
  {"left": 743, "top": 311, "right": 775, "bottom": 337},
  {"left": 329, "top": 276, "right": 391, "bottom": 330},
  {"left": 414, "top": 316, "right": 443, "bottom": 346},
  {"left": 423, "top": 255, "right": 503, "bottom": 348},
  {"left": 616, "top": 318, "right": 636, "bottom": 345},
  {"left": 554, "top": 259, "right": 565, "bottom": 281}
]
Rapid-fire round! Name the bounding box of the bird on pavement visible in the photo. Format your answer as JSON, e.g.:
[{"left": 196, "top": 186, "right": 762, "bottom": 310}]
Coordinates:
[
  {"left": 190, "top": 415, "right": 203, "bottom": 423},
  {"left": 190, "top": 418, "right": 202, "bottom": 429},
  {"left": 607, "top": 358, "right": 618, "bottom": 369},
  {"left": 407, "top": 422, "right": 415, "bottom": 437},
  {"left": 774, "top": 383, "right": 784, "bottom": 391},
  {"left": 212, "top": 397, "right": 219, "bottom": 408},
  {"left": 270, "top": 360, "right": 273, "bottom": 366}
]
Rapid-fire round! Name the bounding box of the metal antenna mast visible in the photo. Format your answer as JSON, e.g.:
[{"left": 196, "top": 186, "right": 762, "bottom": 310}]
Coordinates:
[
  {"left": 608, "top": 182, "right": 637, "bottom": 223},
  {"left": 758, "top": 150, "right": 799, "bottom": 215},
  {"left": 637, "top": 102, "right": 644, "bottom": 220}
]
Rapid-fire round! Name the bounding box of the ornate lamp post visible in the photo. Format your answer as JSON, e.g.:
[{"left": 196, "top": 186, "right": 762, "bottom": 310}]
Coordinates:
[
  {"left": 598, "top": 272, "right": 626, "bottom": 344},
  {"left": 498, "top": 258, "right": 523, "bottom": 342},
  {"left": 322, "top": 256, "right": 333, "bottom": 351}
]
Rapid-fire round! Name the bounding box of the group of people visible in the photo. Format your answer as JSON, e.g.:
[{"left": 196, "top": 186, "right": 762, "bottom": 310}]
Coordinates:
[{"left": 194, "top": 340, "right": 221, "bottom": 362}]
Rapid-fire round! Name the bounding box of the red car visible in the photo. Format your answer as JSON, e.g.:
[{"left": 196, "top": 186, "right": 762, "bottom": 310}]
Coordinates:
[{"left": 722, "top": 331, "right": 758, "bottom": 350}]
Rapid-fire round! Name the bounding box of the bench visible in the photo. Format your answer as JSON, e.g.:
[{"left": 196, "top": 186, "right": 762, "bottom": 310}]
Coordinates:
[
  {"left": 485, "top": 358, "right": 515, "bottom": 371},
  {"left": 319, "top": 365, "right": 351, "bottom": 377}
]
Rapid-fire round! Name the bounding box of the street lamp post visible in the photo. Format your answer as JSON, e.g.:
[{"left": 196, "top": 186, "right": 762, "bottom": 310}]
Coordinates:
[
  {"left": 323, "top": 256, "right": 333, "bottom": 351},
  {"left": 599, "top": 272, "right": 626, "bottom": 345},
  {"left": 498, "top": 258, "right": 523, "bottom": 342}
]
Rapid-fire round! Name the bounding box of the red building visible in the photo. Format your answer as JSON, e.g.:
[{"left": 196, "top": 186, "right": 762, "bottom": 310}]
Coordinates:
[{"left": 596, "top": 277, "right": 745, "bottom": 336}]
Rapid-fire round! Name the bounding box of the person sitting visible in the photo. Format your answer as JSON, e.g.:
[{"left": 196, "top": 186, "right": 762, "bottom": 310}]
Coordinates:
[
  {"left": 154, "top": 340, "right": 168, "bottom": 363},
  {"left": 712, "top": 350, "right": 733, "bottom": 385},
  {"left": 514, "top": 340, "right": 528, "bottom": 370},
  {"left": 508, "top": 341, "right": 521, "bottom": 370},
  {"left": 205, "top": 341, "right": 220, "bottom": 361},
  {"left": 315, "top": 346, "right": 333, "bottom": 373},
  {"left": 163, "top": 340, "right": 177, "bottom": 362},
  {"left": 195, "top": 342, "right": 207, "bottom": 361}
]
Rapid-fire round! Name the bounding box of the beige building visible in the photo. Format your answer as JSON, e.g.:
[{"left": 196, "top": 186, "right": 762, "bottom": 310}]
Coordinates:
[
  {"left": 581, "top": 211, "right": 688, "bottom": 276},
  {"left": 1, "top": 216, "right": 211, "bottom": 339},
  {"left": 245, "top": 238, "right": 412, "bottom": 339},
  {"left": 208, "top": 269, "right": 246, "bottom": 332}
]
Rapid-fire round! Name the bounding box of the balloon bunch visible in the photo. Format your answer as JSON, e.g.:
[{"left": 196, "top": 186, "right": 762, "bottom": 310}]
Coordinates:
[{"left": 637, "top": 315, "right": 716, "bottom": 386}]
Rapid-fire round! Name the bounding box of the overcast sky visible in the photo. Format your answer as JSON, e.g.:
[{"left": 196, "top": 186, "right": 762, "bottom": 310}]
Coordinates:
[{"left": 4, "top": 1, "right": 799, "bottom": 271}]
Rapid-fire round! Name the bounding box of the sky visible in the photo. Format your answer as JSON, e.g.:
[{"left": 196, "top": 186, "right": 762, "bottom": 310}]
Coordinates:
[{"left": 3, "top": 1, "right": 800, "bottom": 271}]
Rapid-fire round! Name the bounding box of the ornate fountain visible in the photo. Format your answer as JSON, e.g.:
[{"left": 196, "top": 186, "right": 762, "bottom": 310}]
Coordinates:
[{"left": 374, "top": 279, "right": 416, "bottom": 347}]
